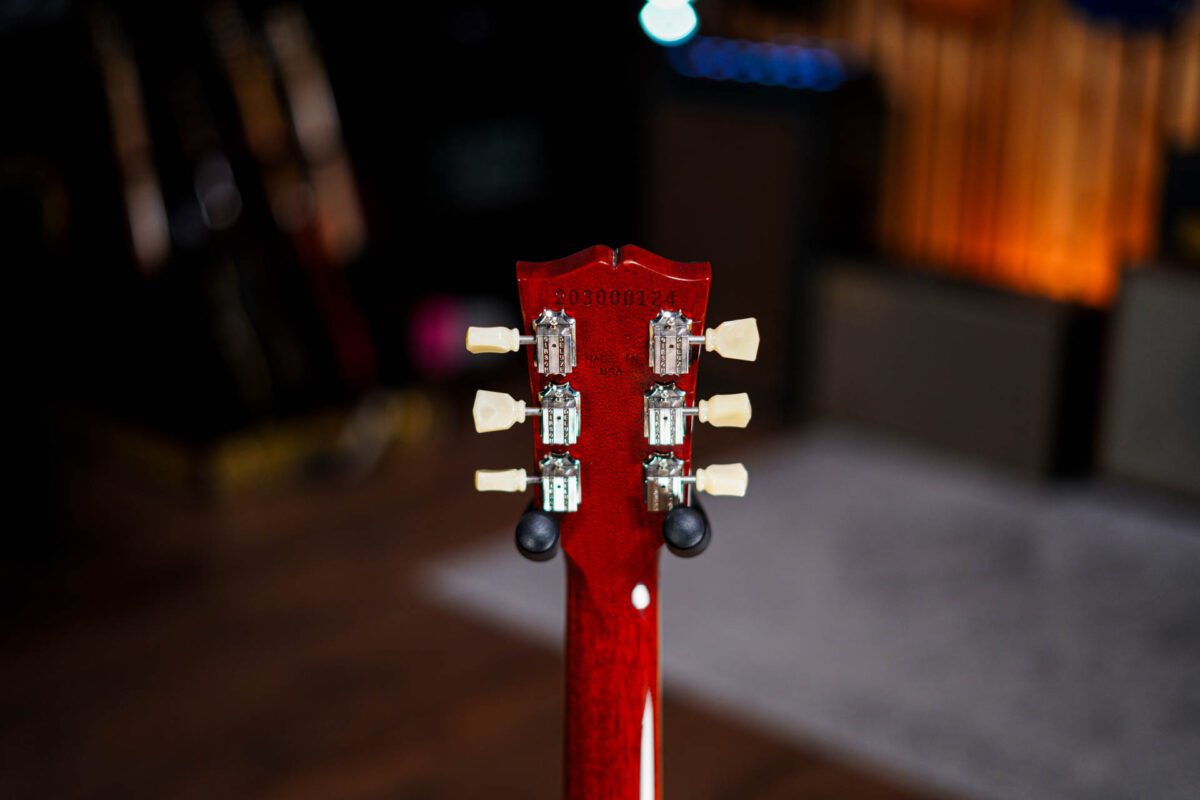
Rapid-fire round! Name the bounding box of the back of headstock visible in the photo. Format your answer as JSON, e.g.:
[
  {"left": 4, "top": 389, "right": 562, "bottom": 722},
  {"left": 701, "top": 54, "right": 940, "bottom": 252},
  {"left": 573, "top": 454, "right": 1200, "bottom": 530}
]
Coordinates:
[{"left": 465, "top": 244, "right": 758, "bottom": 799}]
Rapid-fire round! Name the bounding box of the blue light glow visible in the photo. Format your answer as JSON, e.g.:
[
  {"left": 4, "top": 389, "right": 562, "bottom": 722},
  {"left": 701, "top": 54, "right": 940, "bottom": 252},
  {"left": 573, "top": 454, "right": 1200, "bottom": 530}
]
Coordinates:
[
  {"left": 667, "top": 36, "right": 847, "bottom": 92},
  {"left": 639, "top": 2, "right": 699, "bottom": 47}
]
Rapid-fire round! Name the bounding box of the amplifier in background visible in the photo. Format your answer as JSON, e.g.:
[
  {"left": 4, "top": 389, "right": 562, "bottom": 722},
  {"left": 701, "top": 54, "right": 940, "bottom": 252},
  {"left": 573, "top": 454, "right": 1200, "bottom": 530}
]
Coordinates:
[
  {"left": 1102, "top": 266, "right": 1200, "bottom": 496},
  {"left": 814, "top": 263, "right": 1105, "bottom": 475},
  {"left": 642, "top": 49, "right": 882, "bottom": 420}
]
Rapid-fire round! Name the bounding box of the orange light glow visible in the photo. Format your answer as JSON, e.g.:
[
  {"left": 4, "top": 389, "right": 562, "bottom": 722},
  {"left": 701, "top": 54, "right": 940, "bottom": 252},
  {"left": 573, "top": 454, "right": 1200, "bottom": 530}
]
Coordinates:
[{"left": 729, "top": 0, "right": 1200, "bottom": 306}]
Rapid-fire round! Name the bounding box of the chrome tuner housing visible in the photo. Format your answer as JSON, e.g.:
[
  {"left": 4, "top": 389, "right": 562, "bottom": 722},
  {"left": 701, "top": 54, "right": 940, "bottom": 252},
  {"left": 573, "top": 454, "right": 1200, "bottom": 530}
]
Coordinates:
[
  {"left": 533, "top": 309, "right": 577, "bottom": 376},
  {"left": 648, "top": 309, "right": 695, "bottom": 376},
  {"left": 644, "top": 383, "right": 689, "bottom": 446},
  {"left": 538, "top": 382, "right": 581, "bottom": 445},
  {"left": 643, "top": 453, "right": 686, "bottom": 512},
  {"left": 539, "top": 452, "right": 581, "bottom": 513}
]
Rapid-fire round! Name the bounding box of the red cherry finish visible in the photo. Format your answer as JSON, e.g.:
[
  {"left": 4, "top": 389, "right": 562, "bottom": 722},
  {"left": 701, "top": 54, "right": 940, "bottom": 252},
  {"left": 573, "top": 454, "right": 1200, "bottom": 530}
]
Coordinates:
[{"left": 516, "top": 245, "right": 711, "bottom": 800}]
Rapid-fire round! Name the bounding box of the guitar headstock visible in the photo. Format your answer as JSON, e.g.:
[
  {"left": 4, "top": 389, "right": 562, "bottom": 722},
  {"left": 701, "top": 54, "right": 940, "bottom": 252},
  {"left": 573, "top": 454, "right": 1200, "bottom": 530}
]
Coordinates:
[{"left": 467, "top": 244, "right": 757, "bottom": 582}]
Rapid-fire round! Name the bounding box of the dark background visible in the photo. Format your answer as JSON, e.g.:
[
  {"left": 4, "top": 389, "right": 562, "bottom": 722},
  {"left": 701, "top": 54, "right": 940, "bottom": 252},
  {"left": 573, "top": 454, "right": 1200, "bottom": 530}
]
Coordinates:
[{"left": 1, "top": 0, "right": 1198, "bottom": 797}]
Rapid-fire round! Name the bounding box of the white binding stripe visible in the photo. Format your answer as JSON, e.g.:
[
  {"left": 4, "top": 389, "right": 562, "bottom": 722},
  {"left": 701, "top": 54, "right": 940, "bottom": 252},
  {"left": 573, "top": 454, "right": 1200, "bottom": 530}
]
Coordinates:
[{"left": 640, "top": 690, "right": 655, "bottom": 800}]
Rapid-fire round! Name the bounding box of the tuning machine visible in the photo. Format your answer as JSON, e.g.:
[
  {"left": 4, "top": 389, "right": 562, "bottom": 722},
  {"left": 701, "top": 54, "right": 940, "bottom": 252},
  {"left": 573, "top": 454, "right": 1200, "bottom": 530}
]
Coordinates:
[
  {"left": 473, "top": 383, "right": 581, "bottom": 445},
  {"left": 466, "top": 308, "right": 577, "bottom": 375},
  {"left": 649, "top": 311, "right": 759, "bottom": 376},
  {"left": 644, "top": 384, "right": 751, "bottom": 445},
  {"left": 642, "top": 453, "right": 747, "bottom": 512},
  {"left": 476, "top": 452, "right": 581, "bottom": 513}
]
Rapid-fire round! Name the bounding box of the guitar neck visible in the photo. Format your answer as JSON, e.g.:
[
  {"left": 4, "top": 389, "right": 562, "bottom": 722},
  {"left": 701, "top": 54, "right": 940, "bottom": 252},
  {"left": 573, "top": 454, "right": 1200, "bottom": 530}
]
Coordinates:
[{"left": 564, "top": 558, "right": 660, "bottom": 799}]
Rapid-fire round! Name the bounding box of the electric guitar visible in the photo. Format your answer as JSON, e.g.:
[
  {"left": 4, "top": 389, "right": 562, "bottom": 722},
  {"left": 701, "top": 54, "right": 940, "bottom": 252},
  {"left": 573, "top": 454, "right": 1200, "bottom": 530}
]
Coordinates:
[{"left": 466, "top": 245, "right": 758, "bottom": 799}]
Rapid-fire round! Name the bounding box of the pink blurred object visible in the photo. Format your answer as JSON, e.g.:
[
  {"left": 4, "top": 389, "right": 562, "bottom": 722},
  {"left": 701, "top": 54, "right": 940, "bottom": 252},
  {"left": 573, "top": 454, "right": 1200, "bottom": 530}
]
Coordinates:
[
  {"left": 410, "top": 295, "right": 511, "bottom": 378},
  {"left": 410, "top": 295, "right": 467, "bottom": 378}
]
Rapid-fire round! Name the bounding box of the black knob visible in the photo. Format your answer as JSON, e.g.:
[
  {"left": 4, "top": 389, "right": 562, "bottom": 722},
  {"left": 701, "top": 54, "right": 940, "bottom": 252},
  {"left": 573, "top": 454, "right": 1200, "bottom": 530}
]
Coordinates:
[
  {"left": 515, "top": 504, "right": 559, "bottom": 562},
  {"left": 662, "top": 503, "right": 711, "bottom": 558}
]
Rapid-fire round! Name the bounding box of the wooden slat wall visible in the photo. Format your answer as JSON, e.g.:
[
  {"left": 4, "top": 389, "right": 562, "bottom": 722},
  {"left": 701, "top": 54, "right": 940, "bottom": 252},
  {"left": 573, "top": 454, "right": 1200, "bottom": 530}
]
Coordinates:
[{"left": 726, "top": 0, "right": 1200, "bottom": 306}]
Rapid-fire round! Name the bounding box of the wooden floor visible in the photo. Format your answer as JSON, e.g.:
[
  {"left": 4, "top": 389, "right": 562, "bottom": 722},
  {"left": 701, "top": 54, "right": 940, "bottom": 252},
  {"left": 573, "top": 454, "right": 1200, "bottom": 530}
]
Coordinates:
[{"left": 0, "top": 427, "right": 952, "bottom": 800}]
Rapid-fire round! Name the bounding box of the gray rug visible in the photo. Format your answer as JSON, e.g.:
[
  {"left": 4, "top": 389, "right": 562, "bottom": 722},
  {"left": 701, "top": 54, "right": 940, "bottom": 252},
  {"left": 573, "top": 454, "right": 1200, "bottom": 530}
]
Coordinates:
[{"left": 424, "top": 426, "right": 1200, "bottom": 800}]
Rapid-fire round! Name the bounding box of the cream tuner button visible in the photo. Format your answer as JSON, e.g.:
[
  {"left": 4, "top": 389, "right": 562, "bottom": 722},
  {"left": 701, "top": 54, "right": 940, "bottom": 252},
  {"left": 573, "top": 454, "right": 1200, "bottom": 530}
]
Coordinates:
[
  {"left": 694, "top": 463, "right": 749, "bottom": 497},
  {"left": 473, "top": 390, "right": 528, "bottom": 433},
  {"left": 474, "top": 469, "right": 530, "bottom": 493},
  {"left": 697, "top": 393, "right": 752, "bottom": 428},
  {"left": 465, "top": 326, "right": 522, "bottom": 354},
  {"left": 703, "top": 318, "right": 759, "bottom": 361}
]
